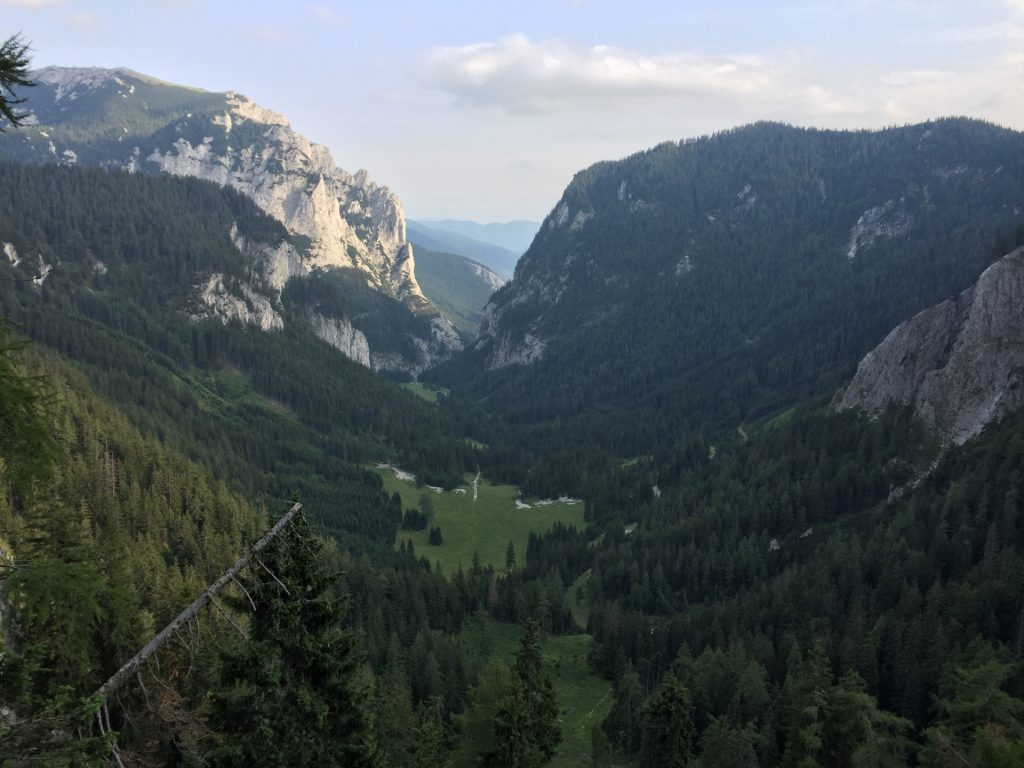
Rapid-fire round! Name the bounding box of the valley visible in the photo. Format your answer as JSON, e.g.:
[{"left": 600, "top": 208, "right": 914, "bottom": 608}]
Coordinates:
[{"left": 1, "top": 38, "right": 1023, "bottom": 768}]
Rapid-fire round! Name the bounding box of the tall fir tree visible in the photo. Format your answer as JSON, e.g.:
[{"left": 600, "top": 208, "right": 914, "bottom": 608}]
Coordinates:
[
  {"left": 640, "top": 672, "right": 695, "bottom": 768},
  {"left": 208, "top": 511, "right": 381, "bottom": 768},
  {"left": 513, "top": 619, "right": 562, "bottom": 765},
  {"left": 475, "top": 620, "right": 562, "bottom": 768}
]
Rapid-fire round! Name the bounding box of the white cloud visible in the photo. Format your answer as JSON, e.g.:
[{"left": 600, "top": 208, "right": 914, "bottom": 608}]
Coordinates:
[
  {"left": 67, "top": 10, "right": 102, "bottom": 30},
  {"left": 307, "top": 3, "right": 347, "bottom": 27},
  {"left": 422, "top": 32, "right": 1024, "bottom": 134},
  {"left": 801, "top": 85, "right": 861, "bottom": 116},
  {"left": 426, "top": 35, "right": 775, "bottom": 113},
  {"left": 876, "top": 58, "right": 1024, "bottom": 125}
]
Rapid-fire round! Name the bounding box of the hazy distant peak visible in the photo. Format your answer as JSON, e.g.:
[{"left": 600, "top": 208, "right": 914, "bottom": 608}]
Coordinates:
[{"left": 416, "top": 219, "right": 540, "bottom": 255}]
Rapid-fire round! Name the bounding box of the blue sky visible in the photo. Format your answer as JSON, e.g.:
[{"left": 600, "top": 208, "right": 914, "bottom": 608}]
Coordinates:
[{"left": 3, "top": 1, "right": 1023, "bottom": 221}]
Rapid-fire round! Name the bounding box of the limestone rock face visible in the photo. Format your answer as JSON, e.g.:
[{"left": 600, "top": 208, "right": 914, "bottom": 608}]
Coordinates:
[
  {"left": 146, "top": 91, "right": 430, "bottom": 307},
  {"left": 836, "top": 248, "right": 1024, "bottom": 443},
  {"left": 308, "top": 313, "right": 371, "bottom": 368},
  {"left": 193, "top": 273, "right": 284, "bottom": 332}
]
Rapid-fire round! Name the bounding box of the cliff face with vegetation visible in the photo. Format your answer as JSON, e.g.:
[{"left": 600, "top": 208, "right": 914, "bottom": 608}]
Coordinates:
[{"left": 0, "top": 66, "right": 461, "bottom": 374}]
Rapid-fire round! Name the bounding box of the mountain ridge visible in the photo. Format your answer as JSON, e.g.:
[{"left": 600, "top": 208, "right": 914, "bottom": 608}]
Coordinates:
[
  {"left": 2, "top": 66, "right": 460, "bottom": 374},
  {"left": 414, "top": 218, "right": 540, "bottom": 255},
  {"left": 408, "top": 220, "right": 521, "bottom": 278}
]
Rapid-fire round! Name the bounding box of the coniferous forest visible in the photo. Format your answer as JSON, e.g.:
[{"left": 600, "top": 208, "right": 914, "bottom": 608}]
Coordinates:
[{"left": 2, "top": 34, "right": 1024, "bottom": 768}]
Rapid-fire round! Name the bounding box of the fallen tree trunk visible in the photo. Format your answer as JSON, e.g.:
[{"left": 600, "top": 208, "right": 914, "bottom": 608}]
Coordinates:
[{"left": 95, "top": 502, "right": 303, "bottom": 701}]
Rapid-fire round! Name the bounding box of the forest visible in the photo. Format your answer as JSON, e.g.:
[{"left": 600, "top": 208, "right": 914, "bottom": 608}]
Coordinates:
[{"left": 1, "top": 105, "right": 1023, "bottom": 766}]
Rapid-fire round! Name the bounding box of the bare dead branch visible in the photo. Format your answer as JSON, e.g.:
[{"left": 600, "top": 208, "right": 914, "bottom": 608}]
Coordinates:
[
  {"left": 254, "top": 555, "right": 290, "bottom": 595},
  {"left": 231, "top": 574, "right": 257, "bottom": 611},
  {"left": 210, "top": 595, "right": 248, "bottom": 641}
]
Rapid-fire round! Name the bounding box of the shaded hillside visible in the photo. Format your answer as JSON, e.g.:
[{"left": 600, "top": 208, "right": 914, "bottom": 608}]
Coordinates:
[{"left": 441, "top": 119, "right": 1024, "bottom": 497}]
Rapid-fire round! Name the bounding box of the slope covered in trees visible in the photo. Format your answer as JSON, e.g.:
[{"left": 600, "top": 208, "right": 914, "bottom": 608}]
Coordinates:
[
  {"left": 0, "top": 161, "right": 473, "bottom": 549},
  {"left": 440, "top": 119, "right": 1024, "bottom": 499}
]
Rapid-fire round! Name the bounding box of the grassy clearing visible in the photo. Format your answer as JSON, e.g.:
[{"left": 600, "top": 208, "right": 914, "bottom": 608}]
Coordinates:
[
  {"left": 400, "top": 381, "right": 446, "bottom": 402},
  {"left": 190, "top": 367, "right": 296, "bottom": 418},
  {"left": 455, "top": 617, "right": 612, "bottom": 768},
  {"left": 375, "top": 468, "right": 586, "bottom": 573},
  {"left": 752, "top": 406, "right": 796, "bottom": 435},
  {"left": 567, "top": 569, "right": 594, "bottom": 631}
]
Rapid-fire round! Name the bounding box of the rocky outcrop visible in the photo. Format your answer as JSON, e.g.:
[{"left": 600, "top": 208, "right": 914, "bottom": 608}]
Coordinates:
[
  {"left": 193, "top": 273, "right": 283, "bottom": 332},
  {"left": 228, "top": 223, "right": 305, "bottom": 295},
  {"left": 846, "top": 200, "right": 912, "bottom": 259},
  {"left": 836, "top": 248, "right": 1024, "bottom": 443},
  {"left": 145, "top": 91, "right": 431, "bottom": 307},
  {"left": 469, "top": 261, "right": 506, "bottom": 292},
  {"left": 308, "top": 313, "right": 371, "bottom": 368}
]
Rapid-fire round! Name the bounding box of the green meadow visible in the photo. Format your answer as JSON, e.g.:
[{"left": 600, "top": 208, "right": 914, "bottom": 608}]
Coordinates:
[{"left": 374, "top": 467, "right": 587, "bottom": 573}]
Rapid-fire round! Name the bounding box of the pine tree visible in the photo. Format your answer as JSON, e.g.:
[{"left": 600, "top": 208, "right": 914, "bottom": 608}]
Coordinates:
[
  {"left": 473, "top": 621, "right": 561, "bottom": 768},
  {"left": 208, "top": 511, "right": 381, "bottom": 768},
  {"left": 488, "top": 678, "right": 533, "bottom": 768},
  {"left": 603, "top": 660, "right": 644, "bottom": 756},
  {"left": 0, "top": 34, "right": 34, "bottom": 130},
  {"left": 513, "top": 619, "right": 562, "bottom": 765},
  {"left": 695, "top": 718, "right": 759, "bottom": 768},
  {"left": 920, "top": 655, "right": 1024, "bottom": 768},
  {"left": 412, "top": 696, "right": 453, "bottom": 768},
  {"left": 640, "top": 672, "right": 695, "bottom": 768},
  {"left": 0, "top": 321, "right": 54, "bottom": 490}
]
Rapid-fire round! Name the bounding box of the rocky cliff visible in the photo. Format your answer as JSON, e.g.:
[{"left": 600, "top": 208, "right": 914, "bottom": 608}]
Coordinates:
[
  {"left": 143, "top": 90, "right": 430, "bottom": 307},
  {"left": 836, "top": 248, "right": 1024, "bottom": 443},
  {"left": 2, "top": 66, "right": 460, "bottom": 374}
]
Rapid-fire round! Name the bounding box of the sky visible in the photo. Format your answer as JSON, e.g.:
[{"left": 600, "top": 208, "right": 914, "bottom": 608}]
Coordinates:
[{"left": 3, "top": 0, "right": 1024, "bottom": 221}]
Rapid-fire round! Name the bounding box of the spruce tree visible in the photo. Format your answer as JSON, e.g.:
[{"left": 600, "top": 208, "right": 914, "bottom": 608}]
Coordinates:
[
  {"left": 640, "top": 672, "right": 695, "bottom": 768},
  {"left": 475, "top": 621, "right": 561, "bottom": 768},
  {"left": 208, "top": 511, "right": 380, "bottom": 767},
  {"left": 513, "top": 619, "right": 561, "bottom": 765}
]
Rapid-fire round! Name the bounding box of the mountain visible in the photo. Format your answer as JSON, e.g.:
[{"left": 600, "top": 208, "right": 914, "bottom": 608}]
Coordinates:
[
  {"left": 407, "top": 219, "right": 521, "bottom": 278},
  {"left": 0, "top": 160, "right": 472, "bottom": 543},
  {"left": 413, "top": 245, "right": 505, "bottom": 337},
  {"left": 0, "top": 66, "right": 460, "bottom": 373},
  {"left": 416, "top": 219, "right": 540, "bottom": 255},
  {"left": 5, "top": 113, "right": 1024, "bottom": 764},
  {"left": 837, "top": 245, "right": 1024, "bottom": 444},
  {"left": 444, "top": 119, "right": 1024, "bottom": 497}
]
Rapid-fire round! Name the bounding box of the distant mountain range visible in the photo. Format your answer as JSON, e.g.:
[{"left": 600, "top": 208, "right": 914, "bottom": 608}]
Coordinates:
[
  {"left": 407, "top": 220, "right": 528, "bottom": 279},
  {"left": 414, "top": 219, "right": 540, "bottom": 256}
]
